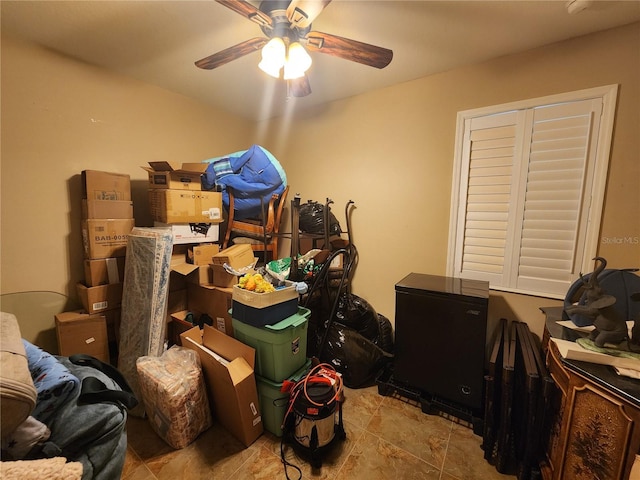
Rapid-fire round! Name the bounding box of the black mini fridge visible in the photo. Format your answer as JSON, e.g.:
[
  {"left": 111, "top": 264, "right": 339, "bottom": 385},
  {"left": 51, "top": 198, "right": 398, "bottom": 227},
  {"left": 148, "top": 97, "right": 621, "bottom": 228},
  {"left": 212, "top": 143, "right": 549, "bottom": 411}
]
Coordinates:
[{"left": 393, "top": 273, "right": 489, "bottom": 412}]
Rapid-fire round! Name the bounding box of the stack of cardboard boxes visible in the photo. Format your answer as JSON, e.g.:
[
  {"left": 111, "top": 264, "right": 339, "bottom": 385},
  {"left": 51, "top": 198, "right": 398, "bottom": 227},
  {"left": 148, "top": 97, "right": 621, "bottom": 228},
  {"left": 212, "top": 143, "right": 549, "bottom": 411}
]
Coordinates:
[
  {"left": 169, "top": 243, "right": 257, "bottom": 343},
  {"left": 142, "top": 163, "right": 265, "bottom": 447},
  {"left": 56, "top": 170, "right": 134, "bottom": 363},
  {"left": 142, "top": 161, "right": 226, "bottom": 342}
]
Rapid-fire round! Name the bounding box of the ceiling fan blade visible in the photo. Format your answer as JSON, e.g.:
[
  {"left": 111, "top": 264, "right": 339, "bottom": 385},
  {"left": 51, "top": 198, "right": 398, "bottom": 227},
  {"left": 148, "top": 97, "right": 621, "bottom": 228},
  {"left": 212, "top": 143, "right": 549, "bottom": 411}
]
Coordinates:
[
  {"left": 215, "top": 0, "right": 272, "bottom": 28},
  {"left": 195, "top": 37, "right": 267, "bottom": 70},
  {"left": 286, "top": 0, "right": 332, "bottom": 29},
  {"left": 304, "top": 31, "right": 393, "bottom": 69},
  {"left": 288, "top": 75, "right": 312, "bottom": 97}
]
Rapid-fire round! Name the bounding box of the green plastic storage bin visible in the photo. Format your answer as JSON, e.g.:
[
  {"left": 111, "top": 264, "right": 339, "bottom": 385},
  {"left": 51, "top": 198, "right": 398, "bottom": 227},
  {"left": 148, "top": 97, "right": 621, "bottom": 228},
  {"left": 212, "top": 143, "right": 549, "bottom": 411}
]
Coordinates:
[
  {"left": 256, "top": 359, "right": 312, "bottom": 437},
  {"left": 232, "top": 306, "right": 310, "bottom": 382}
]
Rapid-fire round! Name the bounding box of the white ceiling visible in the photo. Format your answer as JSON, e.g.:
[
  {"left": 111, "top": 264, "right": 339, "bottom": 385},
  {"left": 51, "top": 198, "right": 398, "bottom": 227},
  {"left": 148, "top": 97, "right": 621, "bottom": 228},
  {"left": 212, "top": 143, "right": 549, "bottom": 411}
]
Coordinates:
[{"left": 2, "top": 0, "right": 639, "bottom": 122}]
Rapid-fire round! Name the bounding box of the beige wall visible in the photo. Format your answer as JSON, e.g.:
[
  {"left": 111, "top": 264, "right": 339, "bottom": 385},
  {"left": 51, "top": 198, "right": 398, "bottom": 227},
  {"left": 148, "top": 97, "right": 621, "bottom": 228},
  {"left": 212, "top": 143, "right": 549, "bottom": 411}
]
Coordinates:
[
  {"left": 267, "top": 22, "right": 640, "bottom": 338},
  {"left": 1, "top": 34, "right": 253, "bottom": 344},
  {"left": 2, "top": 23, "right": 639, "bottom": 346}
]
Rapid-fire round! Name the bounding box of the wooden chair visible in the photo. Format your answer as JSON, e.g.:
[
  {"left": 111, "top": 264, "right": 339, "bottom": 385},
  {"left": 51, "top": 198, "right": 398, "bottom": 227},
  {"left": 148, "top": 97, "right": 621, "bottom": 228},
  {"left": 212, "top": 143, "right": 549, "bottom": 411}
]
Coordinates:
[{"left": 223, "top": 185, "right": 289, "bottom": 263}]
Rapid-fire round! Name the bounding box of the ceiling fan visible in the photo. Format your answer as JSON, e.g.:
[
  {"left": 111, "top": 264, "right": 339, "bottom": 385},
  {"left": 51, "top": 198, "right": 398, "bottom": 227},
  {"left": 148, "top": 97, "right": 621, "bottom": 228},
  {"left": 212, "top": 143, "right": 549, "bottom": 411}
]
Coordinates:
[{"left": 195, "top": 0, "right": 393, "bottom": 97}]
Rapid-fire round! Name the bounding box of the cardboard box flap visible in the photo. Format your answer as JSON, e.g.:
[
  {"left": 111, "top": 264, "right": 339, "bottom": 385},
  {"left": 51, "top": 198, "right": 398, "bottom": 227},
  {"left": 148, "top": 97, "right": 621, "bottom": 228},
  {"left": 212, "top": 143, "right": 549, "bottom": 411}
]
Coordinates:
[
  {"left": 146, "top": 162, "right": 208, "bottom": 174},
  {"left": 203, "top": 325, "right": 255, "bottom": 370},
  {"left": 172, "top": 262, "right": 199, "bottom": 276},
  {"left": 170, "top": 245, "right": 199, "bottom": 276}
]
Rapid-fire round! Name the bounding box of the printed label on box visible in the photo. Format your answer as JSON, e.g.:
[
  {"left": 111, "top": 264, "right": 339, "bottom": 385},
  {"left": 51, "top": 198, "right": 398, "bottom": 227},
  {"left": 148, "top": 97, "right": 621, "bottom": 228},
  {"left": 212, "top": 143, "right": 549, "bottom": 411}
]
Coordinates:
[
  {"left": 216, "top": 317, "right": 226, "bottom": 334},
  {"left": 204, "top": 208, "right": 222, "bottom": 220},
  {"left": 92, "top": 301, "right": 108, "bottom": 311}
]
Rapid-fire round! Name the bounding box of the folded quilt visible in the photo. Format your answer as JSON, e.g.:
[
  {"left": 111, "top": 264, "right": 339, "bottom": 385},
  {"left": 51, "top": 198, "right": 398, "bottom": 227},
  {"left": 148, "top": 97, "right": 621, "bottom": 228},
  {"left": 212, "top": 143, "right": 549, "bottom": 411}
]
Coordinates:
[{"left": 22, "top": 341, "right": 79, "bottom": 425}]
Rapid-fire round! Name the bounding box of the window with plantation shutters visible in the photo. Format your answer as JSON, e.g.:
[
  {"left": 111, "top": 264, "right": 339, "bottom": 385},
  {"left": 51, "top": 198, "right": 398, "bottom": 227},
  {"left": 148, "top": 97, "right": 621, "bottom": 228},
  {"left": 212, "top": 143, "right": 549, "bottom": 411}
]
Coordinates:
[{"left": 448, "top": 85, "right": 617, "bottom": 299}]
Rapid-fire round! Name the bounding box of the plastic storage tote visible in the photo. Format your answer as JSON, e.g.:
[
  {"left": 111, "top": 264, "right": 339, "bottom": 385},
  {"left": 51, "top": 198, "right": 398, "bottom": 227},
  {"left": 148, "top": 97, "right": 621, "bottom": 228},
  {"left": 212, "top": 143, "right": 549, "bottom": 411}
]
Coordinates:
[
  {"left": 232, "top": 306, "right": 310, "bottom": 382},
  {"left": 256, "top": 358, "right": 312, "bottom": 437}
]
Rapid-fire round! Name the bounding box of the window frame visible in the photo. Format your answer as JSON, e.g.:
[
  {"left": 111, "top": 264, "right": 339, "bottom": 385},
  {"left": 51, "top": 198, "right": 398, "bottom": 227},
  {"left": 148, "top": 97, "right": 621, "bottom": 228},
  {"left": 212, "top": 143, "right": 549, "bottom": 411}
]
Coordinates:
[{"left": 447, "top": 84, "right": 618, "bottom": 299}]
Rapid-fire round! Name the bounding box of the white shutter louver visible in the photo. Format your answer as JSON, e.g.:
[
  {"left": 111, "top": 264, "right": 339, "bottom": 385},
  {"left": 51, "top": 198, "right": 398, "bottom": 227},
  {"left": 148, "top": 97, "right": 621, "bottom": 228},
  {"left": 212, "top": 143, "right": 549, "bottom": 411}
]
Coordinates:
[{"left": 516, "top": 100, "right": 602, "bottom": 295}]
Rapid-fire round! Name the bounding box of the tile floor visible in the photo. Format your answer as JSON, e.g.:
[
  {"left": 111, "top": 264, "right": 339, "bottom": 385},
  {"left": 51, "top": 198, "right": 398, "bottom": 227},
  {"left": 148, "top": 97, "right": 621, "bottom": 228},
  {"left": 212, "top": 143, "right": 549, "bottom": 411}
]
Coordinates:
[{"left": 122, "top": 384, "right": 517, "bottom": 480}]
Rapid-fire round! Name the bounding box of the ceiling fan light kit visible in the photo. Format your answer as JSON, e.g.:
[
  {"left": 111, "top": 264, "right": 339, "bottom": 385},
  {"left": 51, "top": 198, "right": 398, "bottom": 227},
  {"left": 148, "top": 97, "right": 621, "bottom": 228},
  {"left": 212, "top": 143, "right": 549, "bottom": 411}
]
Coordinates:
[
  {"left": 258, "top": 37, "right": 312, "bottom": 79},
  {"left": 195, "top": 0, "right": 393, "bottom": 97}
]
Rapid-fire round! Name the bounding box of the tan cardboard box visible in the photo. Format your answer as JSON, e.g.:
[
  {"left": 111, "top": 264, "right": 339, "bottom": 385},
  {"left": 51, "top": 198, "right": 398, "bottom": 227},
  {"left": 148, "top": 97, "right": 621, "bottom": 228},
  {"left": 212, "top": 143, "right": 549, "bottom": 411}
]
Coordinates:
[
  {"left": 169, "top": 270, "right": 188, "bottom": 292},
  {"left": 55, "top": 310, "right": 110, "bottom": 363},
  {"left": 211, "top": 264, "right": 239, "bottom": 288},
  {"left": 168, "top": 310, "right": 194, "bottom": 346},
  {"left": 169, "top": 246, "right": 212, "bottom": 286},
  {"left": 187, "top": 266, "right": 213, "bottom": 287},
  {"left": 167, "top": 289, "right": 188, "bottom": 317},
  {"left": 82, "top": 218, "right": 134, "bottom": 259},
  {"left": 212, "top": 244, "right": 255, "bottom": 270},
  {"left": 81, "top": 199, "right": 134, "bottom": 219},
  {"left": 76, "top": 282, "right": 123, "bottom": 314},
  {"left": 84, "top": 257, "right": 126, "bottom": 287},
  {"left": 82, "top": 170, "right": 131, "bottom": 201},
  {"left": 148, "top": 190, "right": 223, "bottom": 224},
  {"left": 180, "top": 325, "right": 263, "bottom": 447},
  {"left": 188, "top": 243, "right": 220, "bottom": 266},
  {"left": 187, "top": 284, "right": 233, "bottom": 337},
  {"left": 143, "top": 162, "right": 208, "bottom": 190}
]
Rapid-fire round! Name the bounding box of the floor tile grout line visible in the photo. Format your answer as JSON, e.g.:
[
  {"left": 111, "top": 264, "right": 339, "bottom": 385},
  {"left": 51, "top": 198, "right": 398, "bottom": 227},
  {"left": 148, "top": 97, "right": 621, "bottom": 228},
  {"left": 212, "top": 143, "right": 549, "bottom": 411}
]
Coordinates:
[
  {"left": 437, "top": 420, "right": 455, "bottom": 480},
  {"left": 366, "top": 393, "right": 457, "bottom": 474}
]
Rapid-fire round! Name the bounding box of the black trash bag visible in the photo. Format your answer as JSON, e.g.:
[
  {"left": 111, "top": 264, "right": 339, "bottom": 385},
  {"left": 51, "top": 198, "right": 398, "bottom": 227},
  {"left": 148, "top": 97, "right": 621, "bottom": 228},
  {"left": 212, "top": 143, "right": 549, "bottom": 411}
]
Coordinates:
[
  {"left": 335, "top": 293, "right": 380, "bottom": 344},
  {"left": 305, "top": 301, "right": 332, "bottom": 358},
  {"left": 376, "top": 313, "right": 395, "bottom": 354},
  {"left": 320, "top": 323, "right": 393, "bottom": 388},
  {"left": 299, "top": 200, "right": 342, "bottom": 235}
]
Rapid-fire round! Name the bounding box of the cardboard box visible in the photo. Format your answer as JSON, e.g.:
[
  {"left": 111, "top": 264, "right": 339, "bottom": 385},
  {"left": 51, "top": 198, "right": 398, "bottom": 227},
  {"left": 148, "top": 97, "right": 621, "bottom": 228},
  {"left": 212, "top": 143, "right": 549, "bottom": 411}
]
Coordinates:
[
  {"left": 84, "top": 257, "right": 126, "bottom": 286},
  {"left": 149, "top": 190, "right": 223, "bottom": 224},
  {"left": 154, "top": 222, "right": 219, "bottom": 245},
  {"left": 169, "top": 270, "right": 188, "bottom": 292},
  {"left": 82, "top": 170, "right": 131, "bottom": 201},
  {"left": 187, "top": 284, "right": 233, "bottom": 336},
  {"left": 211, "top": 264, "right": 239, "bottom": 288},
  {"left": 168, "top": 310, "right": 194, "bottom": 346},
  {"left": 167, "top": 289, "right": 188, "bottom": 317},
  {"left": 143, "top": 162, "right": 208, "bottom": 190},
  {"left": 55, "top": 310, "right": 109, "bottom": 363},
  {"left": 82, "top": 218, "right": 134, "bottom": 259},
  {"left": 212, "top": 244, "right": 255, "bottom": 270},
  {"left": 188, "top": 244, "right": 220, "bottom": 266},
  {"left": 187, "top": 266, "right": 213, "bottom": 287},
  {"left": 81, "top": 199, "right": 134, "bottom": 219},
  {"left": 76, "top": 282, "right": 124, "bottom": 314},
  {"left": 180, "top": 325, "right": 263, "bottom": 447},
  {"left": 169, "top": 245, "right": 212, "bottom": 286}
]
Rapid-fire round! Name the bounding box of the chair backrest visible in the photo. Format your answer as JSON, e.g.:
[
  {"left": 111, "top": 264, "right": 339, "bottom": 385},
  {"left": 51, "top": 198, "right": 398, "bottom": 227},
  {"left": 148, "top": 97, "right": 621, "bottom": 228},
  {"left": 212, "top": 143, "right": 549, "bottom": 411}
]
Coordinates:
[
  {"left": 271, "top": 185, "right": 289, "bottom": 235},
  {"left": 224, "top": 185, "right": 290, "bottom": 251}
]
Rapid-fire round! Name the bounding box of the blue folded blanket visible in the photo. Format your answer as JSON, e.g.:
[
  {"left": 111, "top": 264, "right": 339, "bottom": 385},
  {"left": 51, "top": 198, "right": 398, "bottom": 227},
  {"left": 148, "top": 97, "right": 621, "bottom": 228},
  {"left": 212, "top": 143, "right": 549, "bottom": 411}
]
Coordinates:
[
  {"left": 202, "top": 144, "right": 287, "bottom": 220},
  {"left": 22, "top": 340, "right": 80, "bottom": 425}
]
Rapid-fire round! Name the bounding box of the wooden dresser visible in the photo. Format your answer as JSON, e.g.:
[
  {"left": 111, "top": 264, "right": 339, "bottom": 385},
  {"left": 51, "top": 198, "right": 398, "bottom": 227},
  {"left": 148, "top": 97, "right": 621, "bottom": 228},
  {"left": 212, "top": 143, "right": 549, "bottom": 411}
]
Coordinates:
[{"left": 540, "top": 307, "right": 640, "bottom": 480}]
